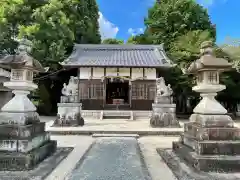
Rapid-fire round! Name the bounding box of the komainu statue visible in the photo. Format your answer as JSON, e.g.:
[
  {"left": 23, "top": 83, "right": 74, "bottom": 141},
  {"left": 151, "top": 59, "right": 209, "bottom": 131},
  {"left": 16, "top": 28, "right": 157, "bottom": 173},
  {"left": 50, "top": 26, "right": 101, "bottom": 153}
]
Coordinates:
[
  {"left": 54, "top": 76, "right": 84, "bottom": 127},
  {"left": 150, "top": 77, "right": 180, "bottom": 127}
]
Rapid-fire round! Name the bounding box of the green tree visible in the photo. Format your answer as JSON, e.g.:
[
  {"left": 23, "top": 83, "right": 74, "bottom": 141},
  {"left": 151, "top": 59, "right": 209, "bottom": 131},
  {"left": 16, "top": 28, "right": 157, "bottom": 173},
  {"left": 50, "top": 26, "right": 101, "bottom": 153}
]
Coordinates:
[
  {"left": 169, "top": 30, "right": 214, "bottom": 67},
  {"left": 0, "top": 0, "right": 101, "bottom": 115},
  {"left": 144, "top": 0, "right": 216, "bottom": 48},
  {"left": 102, "top": 38, "right": 124, "bottom": 44},
  {"left": 127, "top": 34, "right": 152, "bottom": 44},
  {"left": 220, "top": 38, "right": 240, "bottom": 72},
  {"left": 0, "top": 0, "right": 101, "bottom": 67}
]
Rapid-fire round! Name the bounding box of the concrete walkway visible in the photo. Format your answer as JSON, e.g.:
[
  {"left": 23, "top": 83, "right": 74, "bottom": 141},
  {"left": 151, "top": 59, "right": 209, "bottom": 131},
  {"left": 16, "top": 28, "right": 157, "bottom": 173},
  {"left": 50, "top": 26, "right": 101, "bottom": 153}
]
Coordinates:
[
  {"left": 45, "top": 135, "right": 178, "bottom": 180},
  {"left": 68, "top": 137, "right": 151, "bottom": 180}
]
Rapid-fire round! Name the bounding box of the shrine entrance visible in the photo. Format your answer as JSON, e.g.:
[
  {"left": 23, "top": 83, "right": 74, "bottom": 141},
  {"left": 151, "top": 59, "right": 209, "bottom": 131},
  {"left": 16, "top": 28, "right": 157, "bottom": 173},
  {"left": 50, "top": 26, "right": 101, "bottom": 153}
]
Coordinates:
[{"left": 105, "top": 77, "right": 131, "bottom": 110}]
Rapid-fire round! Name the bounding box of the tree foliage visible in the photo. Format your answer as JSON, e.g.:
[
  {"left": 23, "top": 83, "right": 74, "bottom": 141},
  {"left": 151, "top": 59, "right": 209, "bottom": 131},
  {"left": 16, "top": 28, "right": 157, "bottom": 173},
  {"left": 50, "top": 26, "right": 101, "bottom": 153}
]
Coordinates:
[
  {"left": 220, "top": 38, "right": 240, "bottom": 72},
  {"left": 144, "top": 0, "right": 216, "bottom": 48},
  {"left": 127, "top": 34, "right": 152, "bottom": 44},
  {"left": 102, "top": 38, "right": 124, "bottom": 44},
  {"left": 169, "top": 30, "right": 214, "bottom": 67},
  {"left": 0, "top": 0, "right": 101, "bottom": 68}
]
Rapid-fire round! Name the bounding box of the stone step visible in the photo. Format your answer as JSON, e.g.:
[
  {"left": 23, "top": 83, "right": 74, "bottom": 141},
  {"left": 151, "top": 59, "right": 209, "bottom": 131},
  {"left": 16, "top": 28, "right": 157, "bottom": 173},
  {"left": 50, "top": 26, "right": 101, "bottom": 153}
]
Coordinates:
[
  {"left": 102, "top": 110, "right": 133, "bottom": 120},
  {"left": 92, "top": 133, "right": 139, "bottom": 138},
  {"left": 103, "top": 115, "right": 131, "bottom": 119},
  {"left": 173, "top": 141, "right": 240, "bottom": 172}
]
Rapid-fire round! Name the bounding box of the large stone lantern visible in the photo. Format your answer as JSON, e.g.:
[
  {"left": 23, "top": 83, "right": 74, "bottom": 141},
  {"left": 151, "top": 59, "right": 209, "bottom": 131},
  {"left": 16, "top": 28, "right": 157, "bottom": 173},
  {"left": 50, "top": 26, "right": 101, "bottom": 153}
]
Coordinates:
[
  {"left": 169, "top": 41, "right": 240, "bottom": 173},
  {"left": 0, "top": 39, "right": 44, "bottom": 120},
  {"left": 0, "top": 39, "right": 57, "bottom": 171},
  {"left": 187, "top": 41, "right": 232, "bottom": 119}
]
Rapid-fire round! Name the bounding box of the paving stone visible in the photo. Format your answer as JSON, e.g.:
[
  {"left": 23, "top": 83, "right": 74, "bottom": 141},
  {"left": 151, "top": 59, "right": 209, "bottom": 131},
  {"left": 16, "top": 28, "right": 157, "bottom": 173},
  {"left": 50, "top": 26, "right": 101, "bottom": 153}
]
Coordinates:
[{"left": 68, "top": 137, "right": 151, "bottom": 180}]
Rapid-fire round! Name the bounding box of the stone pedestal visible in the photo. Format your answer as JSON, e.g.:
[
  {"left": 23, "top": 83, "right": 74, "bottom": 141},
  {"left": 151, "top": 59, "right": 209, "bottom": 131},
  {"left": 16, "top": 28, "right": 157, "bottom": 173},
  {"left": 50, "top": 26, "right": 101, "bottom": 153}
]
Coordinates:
[
  {"left": 150, "top": 103, "right": 180, "bottom": 127},
  {"left": 0, "top": 88, "right": 57, "bottom": 171},
  {"left": 173, "top": 115, "right": 240, "bottom": 172},
  {"left": 54, "top": 102, "right": 84, "bottom": 126},
  {"left": 0, "top": 82, "right": 56, "bottom": 171}
]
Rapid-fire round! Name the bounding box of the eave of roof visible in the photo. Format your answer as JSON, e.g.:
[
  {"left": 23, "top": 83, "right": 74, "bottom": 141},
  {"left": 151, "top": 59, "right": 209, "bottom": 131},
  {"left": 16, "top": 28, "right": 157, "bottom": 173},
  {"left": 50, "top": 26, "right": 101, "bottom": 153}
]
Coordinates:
[{"left": 61, "top": 43, "right": 174, "bottom": 68}]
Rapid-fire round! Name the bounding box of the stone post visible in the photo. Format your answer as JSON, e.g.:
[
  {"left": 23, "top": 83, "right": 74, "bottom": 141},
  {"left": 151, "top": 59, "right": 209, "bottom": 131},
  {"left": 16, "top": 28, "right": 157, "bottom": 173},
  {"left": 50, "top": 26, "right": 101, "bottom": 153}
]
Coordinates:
[
  {"left": 0, "top": 39, "right": 56, "bottom": 171},
  {"left": 172, "top": 41, "right": 240, "bottom": 172},
  {"left": 150, "top": 77, "right": 180, "bottom": 127}
]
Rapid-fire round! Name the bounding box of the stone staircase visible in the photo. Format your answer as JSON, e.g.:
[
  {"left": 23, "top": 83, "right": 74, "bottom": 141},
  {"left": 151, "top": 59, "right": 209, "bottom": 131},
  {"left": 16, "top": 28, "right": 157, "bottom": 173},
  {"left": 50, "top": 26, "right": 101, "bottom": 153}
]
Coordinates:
[
  {"left": 101, "top": 110, "right": 133, "bottom": 120},
  {"left": 81, "top": 110, "right": 151, "bottom": 120}
]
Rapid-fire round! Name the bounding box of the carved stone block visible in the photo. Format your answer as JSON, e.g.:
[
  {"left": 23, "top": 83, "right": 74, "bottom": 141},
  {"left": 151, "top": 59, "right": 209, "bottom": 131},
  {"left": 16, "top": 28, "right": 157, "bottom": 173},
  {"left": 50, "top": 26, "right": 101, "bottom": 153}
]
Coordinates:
[
  {"left": 0, "top": 140, "right": 56, "bottom": 171},
  {"left": 0, "top": 122, "right": 45, "bottom": 139},
  {"left": 189, "top": 113, "right": 234, "bottom": 127},
  {"left": 0, "top": 112, "right": 40, "bottom": 125},
  {"left": 150, "top": 104, "right": 180, "bottom": 127},
  {"left": 184, "top": 122, "right": 240, "bottom": 141},
  {"left": 195, "top": 141, "right": 240, "bottom": 155},
  {"left": 0, "top": 132, "right": 50, "bottom": 153}
]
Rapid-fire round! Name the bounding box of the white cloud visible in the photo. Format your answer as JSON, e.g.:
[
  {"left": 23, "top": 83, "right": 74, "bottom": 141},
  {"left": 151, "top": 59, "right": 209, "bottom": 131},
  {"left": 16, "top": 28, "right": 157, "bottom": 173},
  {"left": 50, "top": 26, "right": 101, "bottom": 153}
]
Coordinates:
[
  {"left": 127, "top": 28, "right": 144, "bottom": 36},
  {"left": 98, "top": 12, "right": 119, "bottom": 40},
  {"left": 197, "top": 0, "right": 227, "bottom": 7}
]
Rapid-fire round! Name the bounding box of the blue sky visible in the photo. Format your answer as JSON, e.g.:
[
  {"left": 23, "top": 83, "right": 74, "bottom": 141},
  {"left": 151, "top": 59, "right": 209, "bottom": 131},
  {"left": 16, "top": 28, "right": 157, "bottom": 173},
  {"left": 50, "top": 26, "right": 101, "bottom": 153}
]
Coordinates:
[{"left": 97, "top": 0, "right": 240, "bottom": 44}]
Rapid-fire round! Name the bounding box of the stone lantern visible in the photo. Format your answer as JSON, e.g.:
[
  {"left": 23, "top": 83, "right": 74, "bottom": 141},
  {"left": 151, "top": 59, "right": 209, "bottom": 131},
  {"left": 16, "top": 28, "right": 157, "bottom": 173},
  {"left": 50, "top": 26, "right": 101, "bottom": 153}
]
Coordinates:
[
  {"left": 167, "top": 41, "right": 240, "bottom": 173},
  {"left": 0, "top": 39, "right": 57, "bottom": 171},
  {"left": 187, "top": 41, "right": 232, "bottom": 117}
]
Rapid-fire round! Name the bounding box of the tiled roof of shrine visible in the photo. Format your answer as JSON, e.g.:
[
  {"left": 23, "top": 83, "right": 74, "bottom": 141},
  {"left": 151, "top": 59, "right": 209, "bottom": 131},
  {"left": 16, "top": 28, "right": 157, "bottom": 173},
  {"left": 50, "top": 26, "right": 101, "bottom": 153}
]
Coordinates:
[{"left": 61, "top": 44, "right": 173, "bottom": 68}]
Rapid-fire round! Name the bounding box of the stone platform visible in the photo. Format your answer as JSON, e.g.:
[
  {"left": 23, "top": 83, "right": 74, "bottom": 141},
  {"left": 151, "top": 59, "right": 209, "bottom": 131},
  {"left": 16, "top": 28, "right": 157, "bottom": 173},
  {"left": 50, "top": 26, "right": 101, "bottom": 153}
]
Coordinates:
[
  {"left": 0, "top": 114, "right": 57, "bottom": 171},
  {"left": 158, "top": 148, "right": 240, "bottom": 180},
  {"left": 0, "top": 147, "right": 73, "bottom": 180},
  {"left": 46, "top": 119, "right": 183, "bottom": 136}
]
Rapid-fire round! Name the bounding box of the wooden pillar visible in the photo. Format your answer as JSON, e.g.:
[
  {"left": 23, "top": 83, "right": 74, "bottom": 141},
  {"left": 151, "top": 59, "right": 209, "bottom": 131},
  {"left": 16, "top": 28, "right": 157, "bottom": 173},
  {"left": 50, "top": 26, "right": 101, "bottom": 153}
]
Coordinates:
[
  {"left": 129, "top": 68, "right": 132, "bottom": 109},
  {"left": 103, "top": 67, "right": 106, "bottom": 108},
  {"left": 77, "top": 68, "right": 80, "bottom": 102}
]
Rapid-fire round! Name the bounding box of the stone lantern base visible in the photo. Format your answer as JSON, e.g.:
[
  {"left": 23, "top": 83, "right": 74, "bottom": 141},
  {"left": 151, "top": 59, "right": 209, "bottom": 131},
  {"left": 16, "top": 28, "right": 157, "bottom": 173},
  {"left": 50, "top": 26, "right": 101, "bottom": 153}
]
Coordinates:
[
  {"left": 150, "top": 103, "right": 180, "bottom": 127},
  {"left": 172, "top": 113, "right": 240, "bottom": 172},
  {"left": 53, "top": 102, "right": 84, "bottom": 127},
  {"left": 0, "top": 113, "right": 57, "bottom": 171}
]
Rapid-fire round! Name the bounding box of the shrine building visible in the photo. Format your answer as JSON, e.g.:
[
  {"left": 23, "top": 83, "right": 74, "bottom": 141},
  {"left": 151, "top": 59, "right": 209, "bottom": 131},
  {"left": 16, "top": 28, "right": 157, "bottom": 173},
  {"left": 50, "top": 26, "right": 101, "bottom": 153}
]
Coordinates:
[{"left": 61, "top": 44, "right": 173, "bottom": 112}]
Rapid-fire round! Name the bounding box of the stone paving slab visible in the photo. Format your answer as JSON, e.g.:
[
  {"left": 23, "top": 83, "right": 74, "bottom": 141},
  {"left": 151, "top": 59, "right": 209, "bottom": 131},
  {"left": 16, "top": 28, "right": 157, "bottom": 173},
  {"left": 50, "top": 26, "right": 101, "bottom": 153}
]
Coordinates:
[
  {"left": 67, "top": 137, "right": 152, "bottom": 180},
  {"left": 45, "top": 136, "right": 94, "bottom": 180},
  {"left": 138, "top": 137, "right": 178, "bottom": 180},
  {"left": 0, "top": 147, "right": 73, "bottom": 180}
]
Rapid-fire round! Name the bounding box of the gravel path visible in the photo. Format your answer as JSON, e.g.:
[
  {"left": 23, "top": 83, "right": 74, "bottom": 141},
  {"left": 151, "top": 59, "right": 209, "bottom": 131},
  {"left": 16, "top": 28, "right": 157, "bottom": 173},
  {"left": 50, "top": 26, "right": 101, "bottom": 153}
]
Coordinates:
[{"left": 67, "top": 137, "right": 151, "bottom": 180}]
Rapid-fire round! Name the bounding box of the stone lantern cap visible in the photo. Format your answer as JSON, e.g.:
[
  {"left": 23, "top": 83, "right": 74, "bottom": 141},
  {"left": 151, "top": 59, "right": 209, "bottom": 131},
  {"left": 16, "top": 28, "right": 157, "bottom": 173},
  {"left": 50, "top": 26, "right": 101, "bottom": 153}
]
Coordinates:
[
  {"left": 186, "top": 41, "right": 232, "bottom": 74},
  {"left": 0, "top": 39, "right": 45, "bottom": 72}
]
